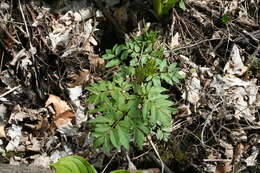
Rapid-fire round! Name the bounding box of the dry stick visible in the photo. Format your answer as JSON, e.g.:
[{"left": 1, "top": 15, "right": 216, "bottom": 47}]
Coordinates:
[
  {"left": 0, "top": 85, "right": 21, "bottom": 98},
  {"left": 170, "top": 38, "right": 221, "bottom": 53},
  {"left": 147, "top": 135, "right": 165, "bottom": 173},
  {"left": 203, "top": 159, "right": 232, "bottom": 162},
  {"left": 18, "top": 0, "right": 30, "bottom": 39},
  {"left": 0, "top": 51, "right": 4, "bottom": 74},
  {"left": 101, "top": 153, "right": 116, "bottom": 173},
  {"left": 18, "top": 0, "right": 35, "bottom": 61},
  {"left": 132, "top": 149, "right": 151, "bottom": 160}
]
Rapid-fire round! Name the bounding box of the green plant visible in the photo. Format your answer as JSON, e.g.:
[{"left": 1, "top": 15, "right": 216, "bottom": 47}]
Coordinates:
[
  {"left": 220, "top": 13, "right": 229, "bottom": 24},
  {"left": 153, "top": 0, "right": 186, "bottom": 18},
  {"left": 87, "top": 31, "right": 183, "bottom": 153}
]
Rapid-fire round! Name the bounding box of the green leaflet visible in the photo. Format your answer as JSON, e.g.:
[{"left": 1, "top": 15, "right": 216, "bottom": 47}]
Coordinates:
[
  {"left": 118, "top": 126, "right": 130, "bottom": 150},
  {"left": 110, "top": 129, "right": 121, "bottom": 150},
  {"left": 135, "top": 129, "right": 145, "bottom": 149}
]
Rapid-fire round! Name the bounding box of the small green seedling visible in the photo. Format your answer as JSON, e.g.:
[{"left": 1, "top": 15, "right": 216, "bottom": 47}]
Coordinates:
[
  {"left": 153, "top": 0, "right": 186, "bottom": 18},
  {"left": 221, "top": 13, "right": 229, "bottom": 24},
  {"left": 87, "top": 31, "right": 183, "bottom": 153}
]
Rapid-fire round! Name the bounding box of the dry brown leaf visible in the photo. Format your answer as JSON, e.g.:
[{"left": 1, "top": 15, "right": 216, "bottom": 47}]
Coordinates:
[
  {"left": 0, "top": 124, "right": 6, "bottom": 138},
  {"left": 215, "top": 162, "right": 232, "bottom": 173},
  {"left": 45, "top": 94, "right": 71, "bottom": 114},
  {"left": 45, "top": 94, "right": 75, "bottom": 129},
  {"left": 67, "top": 69, "right": 90, "bottom": 88},
  {"left": 170, "top": 32, "right": 180, "bottom": 50},
  {"left": 53, "top": 110, "right": 75, "bottom": 129},
  {"left": 88, "top": 53, "right": 105, "bottom": 71}
]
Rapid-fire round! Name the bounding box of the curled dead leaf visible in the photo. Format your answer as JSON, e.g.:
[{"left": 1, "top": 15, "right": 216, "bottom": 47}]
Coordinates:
[
  {"left": 67, "top": 69, "right": 90, "bottom": 88},
  {"left": 53, "top": 110, "right": 75, "bottom": 129},
  {"left": 45, "top": 94, "right": 71, "bottom": 114},
  {"left": 88, "top": 53, "right": 105, "bottom": 71},
  {"left": 45, "top": 94, "right": 75, "bottom": 129}
]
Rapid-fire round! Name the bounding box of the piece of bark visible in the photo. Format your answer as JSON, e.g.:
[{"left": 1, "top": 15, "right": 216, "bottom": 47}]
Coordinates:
[{"left": 0, "top": 163, "right": 55, "bottom": 173}]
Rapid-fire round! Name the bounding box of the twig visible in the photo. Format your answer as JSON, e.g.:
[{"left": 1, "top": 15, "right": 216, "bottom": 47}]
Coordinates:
[
  {"left": 0, "top": 19, "right": 36, "bottom": 27},
  {"left": 0, "top": 85, "right": 21, "bottom": 98},
  {"left": 18, "top": 0, "right": 30, "bottom": 38},
  {"left": 132, "top": 149, "right": 151, "bottom": 160},
  {"left": 147, "top": 135, "right": 165, "bottom": 173},
  {"left": 18, "top": 0, "right": 35, "bottom": 61},
  {"left": 201, "top": 101, "right": 223, "bottom": 146},
  {"left": 204, "top": 159, "right": 232, "bottom": 162},
  {"left": 101, "top": 153, "right": 116, "bottom": 173},
  {"left": 149, "top": 153, "right": 175, "bottom": 173},
  {"left": 170, "top": 38, "right": 221, "bottom": 53},
  {"left": 0, "top": 51, "right": 4, "bottom": 74}
]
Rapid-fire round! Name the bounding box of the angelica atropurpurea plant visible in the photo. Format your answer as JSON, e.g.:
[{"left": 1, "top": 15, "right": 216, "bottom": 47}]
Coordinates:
[{"left": 87, "top": 31, "right": 183, "bottom": 153}]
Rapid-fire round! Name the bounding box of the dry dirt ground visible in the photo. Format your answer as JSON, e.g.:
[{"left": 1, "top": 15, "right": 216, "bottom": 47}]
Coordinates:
[{"left": 0, "top": 0, "right": 259, "bottom": 173}]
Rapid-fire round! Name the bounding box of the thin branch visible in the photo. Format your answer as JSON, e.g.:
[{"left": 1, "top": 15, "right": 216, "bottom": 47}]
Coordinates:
[
  {"left": 0, "top": 85, "right": 21, "bottom": 98},
  {"left": 147, "top": 135, "right": 165, "bottom": 173},
  {"left": 101, "top": 153, "right": 116, "bottom": 173}
]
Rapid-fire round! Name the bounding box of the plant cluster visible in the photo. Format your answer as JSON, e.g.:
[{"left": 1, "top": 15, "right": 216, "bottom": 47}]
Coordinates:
[{"left": 87, "top": 31, "right": 183, "bottom": 152}]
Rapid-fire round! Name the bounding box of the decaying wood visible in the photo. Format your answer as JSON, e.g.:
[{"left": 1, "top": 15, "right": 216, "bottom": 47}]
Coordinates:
[{"left": 0, "top": 163, "right": 54, "bottom": 173}]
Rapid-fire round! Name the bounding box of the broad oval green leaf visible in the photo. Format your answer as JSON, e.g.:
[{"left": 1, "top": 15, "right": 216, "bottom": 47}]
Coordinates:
[
  {"left": 65, "top": 157, "right": 88, "bottom": 173},
  {"left": 51, "top": 155, "right": 98, "bottom": 173},
  {"left": 58, "top": 158, "right": 81, "bottom": 173},
  {"left": 70, "top": 155, "right": 97, "bottom": 173},
  {"left": 50, "top": 163, "right": 72, "bottom": 173}
]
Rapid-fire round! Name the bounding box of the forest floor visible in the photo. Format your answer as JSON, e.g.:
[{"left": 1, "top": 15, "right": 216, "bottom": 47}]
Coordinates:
[{"left": 0, "top": 0, "right": 259, "bottom": 173}]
